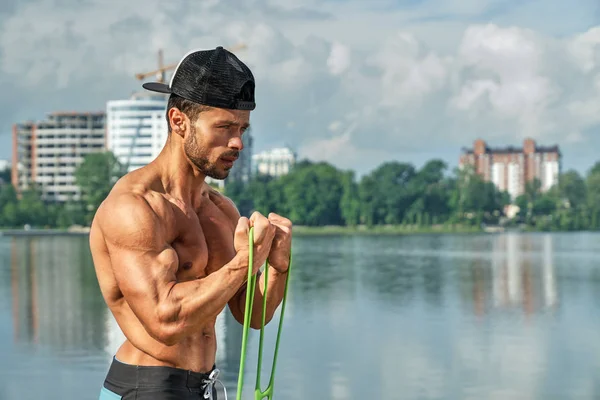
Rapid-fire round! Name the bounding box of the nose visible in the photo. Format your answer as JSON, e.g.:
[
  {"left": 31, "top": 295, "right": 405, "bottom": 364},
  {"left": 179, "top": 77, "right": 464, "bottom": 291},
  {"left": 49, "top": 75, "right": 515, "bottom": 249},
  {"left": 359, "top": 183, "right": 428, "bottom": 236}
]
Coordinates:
[{"left": 228, "top": 136, "right": 244, "bottom": 151}]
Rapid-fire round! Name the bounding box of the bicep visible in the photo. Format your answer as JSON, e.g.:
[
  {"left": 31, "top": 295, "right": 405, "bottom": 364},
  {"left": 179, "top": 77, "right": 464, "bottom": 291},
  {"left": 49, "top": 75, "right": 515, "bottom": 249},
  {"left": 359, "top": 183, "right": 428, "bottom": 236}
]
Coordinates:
[
  {"left": 105, "top": 240, "right": 182, "bottom": 343},
  {"left": 98, "top": 194, "right": 179, "bottom": 327},
  {"left": 110, "top": 244, "right": 179, "bottom": 311}
]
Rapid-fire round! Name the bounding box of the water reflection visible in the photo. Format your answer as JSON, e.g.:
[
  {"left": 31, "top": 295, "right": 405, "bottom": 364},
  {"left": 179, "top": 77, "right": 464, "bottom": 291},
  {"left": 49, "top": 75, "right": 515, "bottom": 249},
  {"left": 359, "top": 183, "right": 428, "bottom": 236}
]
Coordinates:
[
  {"left": 9, "top": 236, "right": 107, "bottom": 352},
  {"left": 1, "top": 232, "right": 600, "bottom": 399},
  {"left": 4, "top": 235, "right": 247, "bottom": 398},
  {"left": 354, "top": 233, "right": 560, "bottom": 319},
  {"left": 491, "top": 233, "right": 558, "bottom": 315}
]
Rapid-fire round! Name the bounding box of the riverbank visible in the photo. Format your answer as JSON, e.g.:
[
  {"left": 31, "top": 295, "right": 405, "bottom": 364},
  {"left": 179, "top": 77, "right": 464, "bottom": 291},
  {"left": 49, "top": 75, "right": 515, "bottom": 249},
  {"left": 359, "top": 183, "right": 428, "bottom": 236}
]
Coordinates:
[
  {"left": 0, "top": 224, "right": 486, "bottom": 237},
  {"left": 0, "top": 226, "right": 90, "bottom": 236},
  {"left": 3, "top": 224, "right": 588, "bottom": 237},
  {"left": 291, "top": 224, "right": 486, "bottom": 235}
]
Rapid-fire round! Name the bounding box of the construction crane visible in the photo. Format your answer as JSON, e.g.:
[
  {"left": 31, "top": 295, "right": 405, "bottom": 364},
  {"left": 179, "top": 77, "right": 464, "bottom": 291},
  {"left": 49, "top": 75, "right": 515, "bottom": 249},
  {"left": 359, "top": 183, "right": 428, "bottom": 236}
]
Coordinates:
[{"left": 134, "top": 43, "right": 248, "bottom": 83}]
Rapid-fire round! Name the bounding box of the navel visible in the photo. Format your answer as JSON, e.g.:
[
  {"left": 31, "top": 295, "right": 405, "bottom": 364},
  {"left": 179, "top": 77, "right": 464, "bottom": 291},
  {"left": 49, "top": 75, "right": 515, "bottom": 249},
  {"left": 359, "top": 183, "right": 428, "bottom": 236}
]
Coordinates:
[{"left": 182, "top": 262, "right": 193, "bottom": 270}]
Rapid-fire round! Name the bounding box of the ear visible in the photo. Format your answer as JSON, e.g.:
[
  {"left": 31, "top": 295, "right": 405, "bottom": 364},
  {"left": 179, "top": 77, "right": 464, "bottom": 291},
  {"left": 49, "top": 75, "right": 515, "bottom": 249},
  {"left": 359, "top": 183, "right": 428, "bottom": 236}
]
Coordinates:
[{"left": 168, "top": 108, "right": 187, "bottom": 138}]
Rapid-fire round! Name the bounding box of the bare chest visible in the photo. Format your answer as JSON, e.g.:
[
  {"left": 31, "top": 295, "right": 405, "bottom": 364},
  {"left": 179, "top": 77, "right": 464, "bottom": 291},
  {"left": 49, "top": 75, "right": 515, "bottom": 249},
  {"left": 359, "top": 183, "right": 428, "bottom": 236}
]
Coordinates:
[{"left": 170, "top": 203, "right": 236, "bottom": 282}]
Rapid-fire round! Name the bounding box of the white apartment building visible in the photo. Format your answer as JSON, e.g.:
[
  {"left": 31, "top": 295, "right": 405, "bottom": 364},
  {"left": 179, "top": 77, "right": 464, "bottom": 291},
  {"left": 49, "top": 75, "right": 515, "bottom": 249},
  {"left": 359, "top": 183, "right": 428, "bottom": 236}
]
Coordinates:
[
  {"left": 252, "top": 147, "right": 296, "bottom": 178},
  {"left": 460, "top": 138, "right": 561, "bottom": 201},
  {"left": 12, "top": 112, "right": 106, "bottom": 202},
  {"left": 106, "top": 92, "right": 169, "bottom": 173}
]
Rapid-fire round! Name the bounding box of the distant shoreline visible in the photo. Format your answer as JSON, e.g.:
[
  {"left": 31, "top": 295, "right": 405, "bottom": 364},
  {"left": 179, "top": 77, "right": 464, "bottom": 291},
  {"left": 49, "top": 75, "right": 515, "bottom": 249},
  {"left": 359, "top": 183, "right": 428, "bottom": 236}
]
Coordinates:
[
  {"left": 292, "top": 224, "right": 486, "bottom": 235},
  {"left": 1, "top": 224, "right": 595, "bottom": 237},
  {"left": 0, "top": 227, "right": 90, "bottom": 236},
  {"left": 0, "top": 225, "right": 480, "bottom": 237}
]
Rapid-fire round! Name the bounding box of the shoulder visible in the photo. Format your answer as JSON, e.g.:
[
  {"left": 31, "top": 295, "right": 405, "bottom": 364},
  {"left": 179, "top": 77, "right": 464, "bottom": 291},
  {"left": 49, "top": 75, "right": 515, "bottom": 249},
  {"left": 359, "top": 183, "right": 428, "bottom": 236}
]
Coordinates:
[
  {"left": 207, "top": 185, "right": 241, "bottom": 223},
  {"left": 95, "top": 189, "right": 173, "bottom": 250}
]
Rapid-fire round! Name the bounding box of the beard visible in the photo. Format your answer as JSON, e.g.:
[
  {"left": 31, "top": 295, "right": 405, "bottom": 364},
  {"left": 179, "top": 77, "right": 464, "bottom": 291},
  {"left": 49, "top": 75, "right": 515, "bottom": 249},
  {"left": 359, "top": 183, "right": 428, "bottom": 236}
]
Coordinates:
[{"left": 183, "top": 127, "right": 236, "bottom": 180}]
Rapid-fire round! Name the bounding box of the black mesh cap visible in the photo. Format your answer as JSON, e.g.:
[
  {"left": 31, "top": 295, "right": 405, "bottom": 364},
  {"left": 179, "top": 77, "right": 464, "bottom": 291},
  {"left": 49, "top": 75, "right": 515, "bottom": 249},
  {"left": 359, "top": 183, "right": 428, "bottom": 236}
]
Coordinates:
[{"left": 142, "top": 46, "right": 256, "bottom": 110}]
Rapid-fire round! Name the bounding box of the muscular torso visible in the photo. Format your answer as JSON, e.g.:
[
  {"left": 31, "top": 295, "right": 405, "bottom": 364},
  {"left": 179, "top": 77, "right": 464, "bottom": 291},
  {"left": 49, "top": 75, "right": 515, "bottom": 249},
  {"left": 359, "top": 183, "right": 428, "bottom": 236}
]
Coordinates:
[{"left": 90, "top": 170, "right": 239, "bottom": 372}]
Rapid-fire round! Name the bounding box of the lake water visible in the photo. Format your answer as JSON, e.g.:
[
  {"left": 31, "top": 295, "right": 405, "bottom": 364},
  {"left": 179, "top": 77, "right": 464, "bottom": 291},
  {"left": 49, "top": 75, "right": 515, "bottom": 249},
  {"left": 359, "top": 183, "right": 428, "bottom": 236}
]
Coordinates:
[{"left": 0, "top": 232, "right": 599, "bottom": 399}]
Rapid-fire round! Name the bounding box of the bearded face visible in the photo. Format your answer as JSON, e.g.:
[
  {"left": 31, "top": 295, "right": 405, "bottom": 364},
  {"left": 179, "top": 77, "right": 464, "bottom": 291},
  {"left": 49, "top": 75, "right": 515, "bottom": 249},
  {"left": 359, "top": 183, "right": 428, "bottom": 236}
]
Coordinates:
[{"left": 184, "top": 124, "right": 238, "bottom": 180}]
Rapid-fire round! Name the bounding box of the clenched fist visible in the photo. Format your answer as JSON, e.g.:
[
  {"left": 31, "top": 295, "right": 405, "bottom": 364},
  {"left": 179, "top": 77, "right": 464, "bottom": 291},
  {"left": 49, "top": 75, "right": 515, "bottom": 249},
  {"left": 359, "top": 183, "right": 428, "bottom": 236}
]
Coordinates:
[
  {"left": 234, "top": 212, "right": 276, "bottom": 275},
  {"left": 266, "top": 213, "right": 292, "bottom": 274}
]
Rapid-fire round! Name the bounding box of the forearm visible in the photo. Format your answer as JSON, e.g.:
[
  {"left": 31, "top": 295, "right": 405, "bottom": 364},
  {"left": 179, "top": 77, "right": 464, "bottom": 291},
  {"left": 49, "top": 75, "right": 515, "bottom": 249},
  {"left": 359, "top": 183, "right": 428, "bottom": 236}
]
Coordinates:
[
  {"left": 157, "top": 252, "right": 249, "bottom": 342},
  {"left": 259, "top": 266, "right": 288, "bottom": 323},
  {"left": 240, "top": 266, "right": 288, "bottom": 329}
]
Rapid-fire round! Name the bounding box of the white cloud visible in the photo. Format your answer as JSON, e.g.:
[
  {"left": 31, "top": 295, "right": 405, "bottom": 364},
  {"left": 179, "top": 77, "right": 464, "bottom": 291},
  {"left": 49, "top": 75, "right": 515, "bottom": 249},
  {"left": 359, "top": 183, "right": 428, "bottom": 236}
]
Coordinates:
[
  {"left": 327, "top": 42, "right": 351, "bottom": 76},
  {"left": 328, "top": 121, "right": 342, "bottom": 132},
  {"left": 565, "top": 131, "right": 585, "bottom": 144},
  {"left": 567, "top": 26, "right": 600, "bottom": 73},
  {"left": 370, "top": 32, "right": 450, "bottom": 109},
  {"left": 449, "top": 24, "right": 561, "bottom": 140},
  {"left": 298, "top": 123, "right": 395, "bottom": 172},
  {"left": 0, "top": 0, "right": 599, "bottom": 174}
]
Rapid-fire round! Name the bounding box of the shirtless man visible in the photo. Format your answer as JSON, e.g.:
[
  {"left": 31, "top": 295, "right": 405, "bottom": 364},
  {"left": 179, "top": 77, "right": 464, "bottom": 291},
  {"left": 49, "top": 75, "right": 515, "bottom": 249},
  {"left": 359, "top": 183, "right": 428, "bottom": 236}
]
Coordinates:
[{"left": 90, "top": 47, "right": 292, "bottom": 399}]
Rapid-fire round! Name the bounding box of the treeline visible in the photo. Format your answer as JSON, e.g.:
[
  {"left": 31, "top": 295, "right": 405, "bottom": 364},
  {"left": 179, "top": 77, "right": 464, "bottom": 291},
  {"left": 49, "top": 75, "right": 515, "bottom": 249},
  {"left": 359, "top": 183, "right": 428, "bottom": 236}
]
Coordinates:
[
  {"left": 513, "top": 165, "right": 600, "bottom": 231},
  {"left": 225, "top": 159, "right": 600, "bottom": 231},
  {"left": 0, "top": 152, "right": 125, "bottom": 228},
  {"left": 0, "top": 152, "right": 599, "bottom": 232}
]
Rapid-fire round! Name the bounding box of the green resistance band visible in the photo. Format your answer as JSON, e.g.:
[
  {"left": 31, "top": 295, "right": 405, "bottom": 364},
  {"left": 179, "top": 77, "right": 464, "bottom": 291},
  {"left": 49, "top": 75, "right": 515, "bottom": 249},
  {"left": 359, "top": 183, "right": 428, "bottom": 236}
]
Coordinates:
[{"left": 236, "top": 226, "right": 292, "bottom": 400}]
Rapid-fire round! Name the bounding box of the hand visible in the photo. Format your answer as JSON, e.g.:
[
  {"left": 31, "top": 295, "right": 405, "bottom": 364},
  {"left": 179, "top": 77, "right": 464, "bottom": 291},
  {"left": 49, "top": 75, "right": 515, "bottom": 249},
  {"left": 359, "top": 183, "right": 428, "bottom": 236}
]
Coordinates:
[
  {"left": 234, "top": 212, "right": 276, "bottom": 275},
  {"left": 266, "top": 213, "right": 292, "bottom": 274}
]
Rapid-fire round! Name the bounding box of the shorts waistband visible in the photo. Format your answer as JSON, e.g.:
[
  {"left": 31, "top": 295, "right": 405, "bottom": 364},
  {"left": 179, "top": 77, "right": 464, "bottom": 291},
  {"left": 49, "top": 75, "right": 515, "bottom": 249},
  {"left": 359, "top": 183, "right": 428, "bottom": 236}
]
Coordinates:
[{"left": 105, "top": 356, "right": 217, "bottom": 389}]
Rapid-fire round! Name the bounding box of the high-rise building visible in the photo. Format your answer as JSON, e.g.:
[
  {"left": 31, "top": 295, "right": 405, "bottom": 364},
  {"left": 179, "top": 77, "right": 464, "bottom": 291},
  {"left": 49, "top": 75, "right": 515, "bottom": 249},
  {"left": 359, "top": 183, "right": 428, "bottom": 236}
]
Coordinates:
[
  {"left": 252, "top": 146, "right": 296, "bottom": 178},
  {"left": 225, "top": 133, "right": 253, "bottom": 183},
  {"left": 459, "top": 138, "right": 561, "bottom": 200},
  {"left": 12, "top": 112, "right": 106, "bottom": 202},
  {"left": 106, "top": 92, "right": 169, "bottom": 173}
]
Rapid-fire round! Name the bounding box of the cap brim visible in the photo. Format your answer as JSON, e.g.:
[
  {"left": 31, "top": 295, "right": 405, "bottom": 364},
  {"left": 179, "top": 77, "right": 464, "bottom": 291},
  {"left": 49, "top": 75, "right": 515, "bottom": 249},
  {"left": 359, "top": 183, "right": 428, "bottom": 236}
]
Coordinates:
[{"left": 142, "top": 82, "right": 172, "bottom": 93}]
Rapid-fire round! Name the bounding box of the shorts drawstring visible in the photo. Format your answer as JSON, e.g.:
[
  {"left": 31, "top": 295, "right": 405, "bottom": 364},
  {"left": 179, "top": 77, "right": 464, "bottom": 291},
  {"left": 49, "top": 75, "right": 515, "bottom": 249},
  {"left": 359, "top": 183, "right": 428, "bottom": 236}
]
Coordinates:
[{"left": 202, "top": 368, "right": 227, "bottom": 400}]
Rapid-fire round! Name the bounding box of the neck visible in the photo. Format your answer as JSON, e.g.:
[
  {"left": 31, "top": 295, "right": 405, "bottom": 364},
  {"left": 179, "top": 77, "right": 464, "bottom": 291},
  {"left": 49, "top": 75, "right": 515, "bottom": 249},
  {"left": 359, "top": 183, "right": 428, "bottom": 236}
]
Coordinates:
[{"left": 153, "top": 136, "right": 207, "bottom": 207}]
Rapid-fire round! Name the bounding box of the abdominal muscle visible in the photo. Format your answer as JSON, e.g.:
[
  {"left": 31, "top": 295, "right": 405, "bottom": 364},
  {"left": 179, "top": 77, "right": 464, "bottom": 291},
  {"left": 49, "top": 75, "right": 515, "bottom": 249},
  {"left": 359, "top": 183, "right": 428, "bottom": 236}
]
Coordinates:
[{"left": 113, "top": 303, "right": 220, "bottom": 373}]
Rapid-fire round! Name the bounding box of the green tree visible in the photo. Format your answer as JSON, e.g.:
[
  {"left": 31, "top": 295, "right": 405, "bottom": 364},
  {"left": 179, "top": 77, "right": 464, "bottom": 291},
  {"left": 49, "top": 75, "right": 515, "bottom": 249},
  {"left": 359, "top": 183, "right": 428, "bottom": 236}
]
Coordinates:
[
  {"left": 75, "top": 151, "right": 126, "bottom": 224},
  {"left": 224, "top": 179, "right": 255, "bottom": 217},
  {"left": 2, "top": 202, "right": 18, "bottom": 227},
  {"left": 280, "top": 161, "right": 345, "bottom": 226},
  {"left": 0, "top": 184, "right": 18, "bottom": 208},
  {"left": 0, "top": 167, "right": 11, "bottom": 184},
  {"left": 587, "top": 163, "right": 600, "bottom": 230},
  {"left": 358, "top": 175, "right": 379, "bottom": 226},
  {"left": 360, "top": 161, "right": 417, "bottom": 225},
  {"left": 449, "top": 165, "right": 507, "bottom": 224},
  {"left": 524, "top": 178, "right": 542, "bottom": 203},
  {"left": 244, "top": 175, "right": 280, "bottom": 216},
  {"left": 558, "top": 170, "right": 586, "bottom": 209},
  {"left": 533, "top": 194, "right": 557, "bottom": 216},
  {"left": 339, "top": 171, "right": 360, "bottom": 226},
  {"left": 414, "top": 159, "right": 452, "bottom": 222},
  {"left": 55, "top": 200, "right": 87, "bottom": 228},
  {"left": 17, "top": 186, "right": 48, "bottom": 227},
  {"left": 589, "top": 161, "right": 600, "bottom": 177}
]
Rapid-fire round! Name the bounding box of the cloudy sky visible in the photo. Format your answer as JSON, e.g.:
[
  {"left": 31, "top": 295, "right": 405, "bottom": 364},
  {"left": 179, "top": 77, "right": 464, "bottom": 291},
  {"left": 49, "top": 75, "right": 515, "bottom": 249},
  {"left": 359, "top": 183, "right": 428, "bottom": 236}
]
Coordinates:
[{"left": 1, "top": 0, "right": 599, "bottom": 176}]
